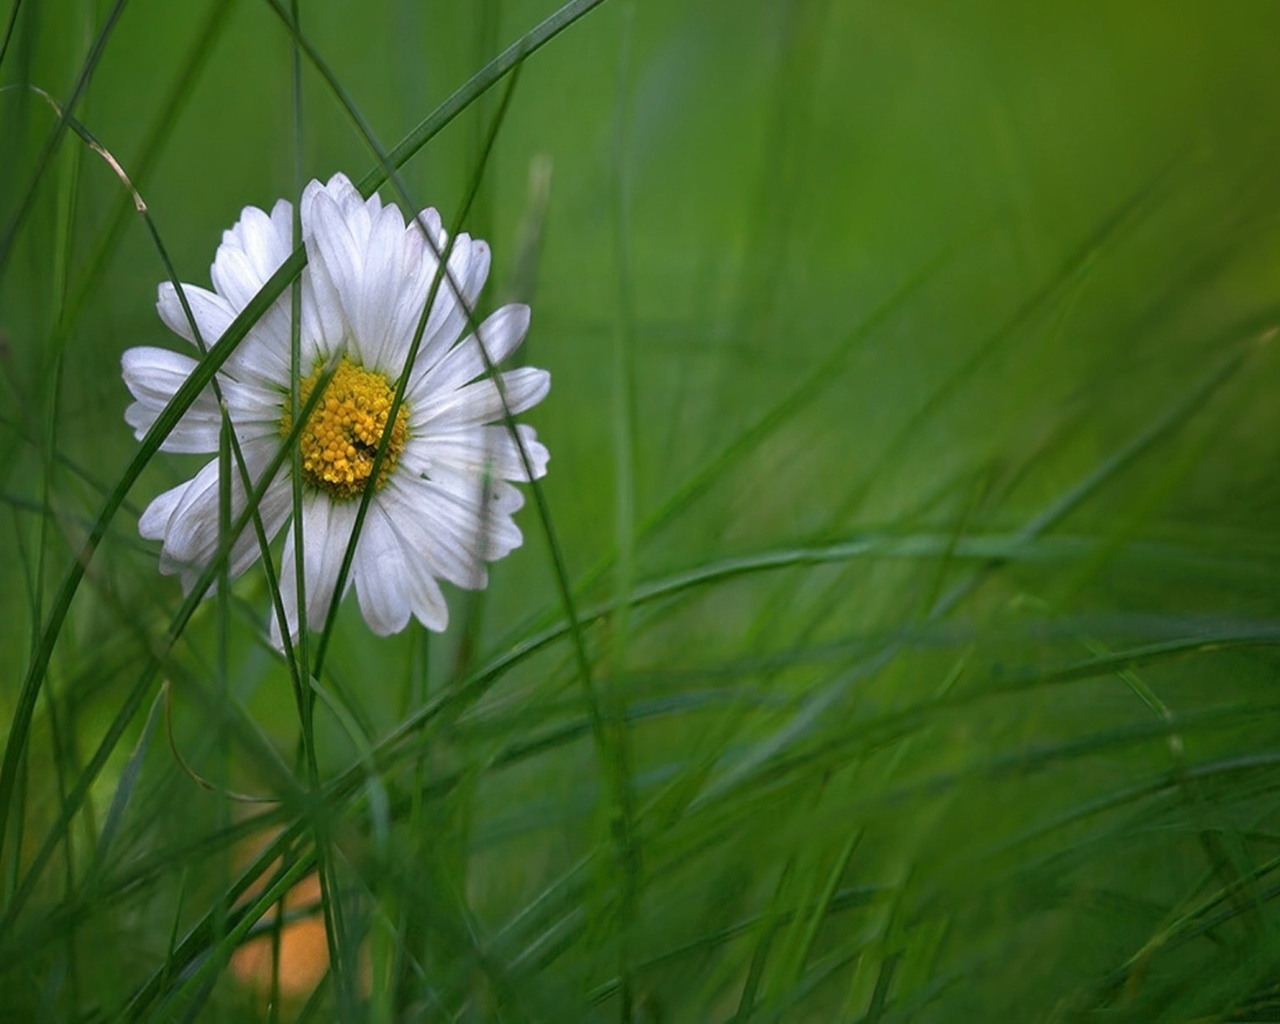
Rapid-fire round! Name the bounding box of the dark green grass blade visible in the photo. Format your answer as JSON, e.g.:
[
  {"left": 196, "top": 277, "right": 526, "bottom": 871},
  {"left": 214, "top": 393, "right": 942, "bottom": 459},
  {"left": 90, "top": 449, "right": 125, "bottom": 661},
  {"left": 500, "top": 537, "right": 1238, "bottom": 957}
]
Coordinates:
[{"left": 0, "top": 0, "right": 22, "bottom": 72}]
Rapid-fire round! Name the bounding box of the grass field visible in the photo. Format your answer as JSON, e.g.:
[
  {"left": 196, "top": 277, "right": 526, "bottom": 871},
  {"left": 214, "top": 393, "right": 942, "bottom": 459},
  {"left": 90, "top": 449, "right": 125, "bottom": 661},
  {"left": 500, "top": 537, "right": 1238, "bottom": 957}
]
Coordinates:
[{"left": 4, "top": 1, "right": 1280, "bottom": 1020}]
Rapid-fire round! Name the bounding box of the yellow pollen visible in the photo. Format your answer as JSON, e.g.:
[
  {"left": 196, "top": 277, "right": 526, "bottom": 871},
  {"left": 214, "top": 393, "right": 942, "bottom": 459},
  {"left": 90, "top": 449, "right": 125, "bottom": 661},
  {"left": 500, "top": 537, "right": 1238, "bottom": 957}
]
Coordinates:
[{"left": 280, "top": 357, "right": 408, "bottom": 500}]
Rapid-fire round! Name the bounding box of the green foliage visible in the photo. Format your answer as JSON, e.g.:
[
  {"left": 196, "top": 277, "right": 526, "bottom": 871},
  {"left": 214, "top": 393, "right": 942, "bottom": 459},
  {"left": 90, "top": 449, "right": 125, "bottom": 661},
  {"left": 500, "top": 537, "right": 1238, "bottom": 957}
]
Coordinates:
[{"left": 3, "top": 0, "right": 1280, "bottom": 1020}]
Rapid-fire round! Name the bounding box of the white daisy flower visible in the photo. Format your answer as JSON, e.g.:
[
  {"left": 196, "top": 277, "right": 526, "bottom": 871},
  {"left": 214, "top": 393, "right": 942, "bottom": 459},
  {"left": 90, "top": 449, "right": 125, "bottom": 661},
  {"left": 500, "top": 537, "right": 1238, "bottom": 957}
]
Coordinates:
[{"left": 122, "top": 172, "right": 550, "bottom": 645}]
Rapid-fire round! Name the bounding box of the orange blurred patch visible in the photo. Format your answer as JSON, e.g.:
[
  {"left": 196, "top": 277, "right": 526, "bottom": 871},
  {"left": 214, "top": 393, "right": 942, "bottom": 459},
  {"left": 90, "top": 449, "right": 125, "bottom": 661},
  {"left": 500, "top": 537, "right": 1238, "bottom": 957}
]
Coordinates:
[
  {"left": 229, "top": 832, "right": 375, "bottom": 1010},
  {"left": 231, "top": 870, "right": 331, "bottom": 998}
]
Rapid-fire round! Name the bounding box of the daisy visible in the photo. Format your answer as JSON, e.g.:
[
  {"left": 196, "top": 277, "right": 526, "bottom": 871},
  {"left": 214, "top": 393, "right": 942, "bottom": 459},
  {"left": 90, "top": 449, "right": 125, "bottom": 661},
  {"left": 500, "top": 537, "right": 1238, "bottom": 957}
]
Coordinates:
[{"left": 122, "top": 172, "right": 550, "bottom": 645}]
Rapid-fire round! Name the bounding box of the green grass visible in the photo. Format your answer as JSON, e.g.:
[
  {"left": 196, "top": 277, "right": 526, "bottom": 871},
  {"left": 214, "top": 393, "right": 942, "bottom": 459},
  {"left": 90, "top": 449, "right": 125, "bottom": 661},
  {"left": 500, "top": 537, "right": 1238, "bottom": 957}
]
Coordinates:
[{"left": 4, "top": 0, "right": 1280, "bottom": 1020}]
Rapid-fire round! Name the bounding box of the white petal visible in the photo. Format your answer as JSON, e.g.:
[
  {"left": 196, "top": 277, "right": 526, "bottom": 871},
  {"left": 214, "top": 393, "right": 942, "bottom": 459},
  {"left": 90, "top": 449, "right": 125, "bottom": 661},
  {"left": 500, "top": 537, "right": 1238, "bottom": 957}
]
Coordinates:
[
  {"left": 274, "top": 493, "right": 359, "bottom": 643},
  {"left": 351, "top": 507, "right": 412, "bottom": 634},
  {"left": 417, "top": 465, "right": 528, "bottom": 549},
  {"left": 157, "top": 281, "right": 292, "bottom": 386},
  {"left": 223, "top": 379, "right": 288, "bottom": 430},
  {"left": 271, "top": 523, "right": 299, "bottom": 648},
  {"left": 225, "top": 470, "right": 294, "bottom": 580},
  {"left": 214, "top": 247, "right": 295, "bottom": 353},
  {"left": 138, "top": 478, "right": 191, "bottom": 542},
  {"left": 153, "top": 458, "right": 224, "bottom": 582},
  {"left": 212, "top": 203, "right": 293, "bottom": 307},
  {"left": 367, "top": 213, "right": 444, "bottom": 376},
  {"left": 414, "top": 304, "right": 531, "bottom": 399},
  {"left": 303, "top": 186, "right": 364, "bottom": 332},
  {"left": 237, "top": 206, "right": 292, "bottom": 281},
  {"left": 121, "top": 346, "right": 223, "bottom": 453},
  {"left": 262, "top": 196, "right": 329, "bottom": 363},
  {"left": 318, "top": 172, "right": 373, "bottom": 227},
  {"left": 409, "top": 423, "right": 549, "bottom": 482},
  {"left": 410, "top": 235, "right": 491, "bottom": 381},
  {"left": 351, "top": 502, "right": 450, "bottom": 635},
  {"left": 418, "top": 367, "right": 550, "bottom": 429},
  {"left": 207, "top": 200, "right": 320, "bottom": 372},
  {"left": 382, "top": 474, "right": 525, "bottom": 588},
  {"left": 411, "top": 207, "right": 446, "bottom": 252},
  {"left": 156, "top": 282, "right": 235, "bottom": 348},
  {"left": 349, "top": 202, "right": 409, "bottom": 372},
  {"left": 396, "top": 481, "right": 488, "bottom": 588},
  {"left": 268, "top": 198, "right": 295, "bottom": 255},
  {"left": 148, "top": 441, "right": 289, "bottom": 587},
  {"left": 297, "top": 260, "right": 345, "bottom": 361}
]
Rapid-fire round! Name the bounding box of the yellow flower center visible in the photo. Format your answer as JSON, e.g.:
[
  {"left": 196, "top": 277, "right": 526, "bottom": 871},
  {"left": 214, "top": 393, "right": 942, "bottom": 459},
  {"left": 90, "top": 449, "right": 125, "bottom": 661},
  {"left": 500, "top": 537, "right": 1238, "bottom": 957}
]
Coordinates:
[{"left": 280, "top": 357, "right": 408, "bottom": 500}]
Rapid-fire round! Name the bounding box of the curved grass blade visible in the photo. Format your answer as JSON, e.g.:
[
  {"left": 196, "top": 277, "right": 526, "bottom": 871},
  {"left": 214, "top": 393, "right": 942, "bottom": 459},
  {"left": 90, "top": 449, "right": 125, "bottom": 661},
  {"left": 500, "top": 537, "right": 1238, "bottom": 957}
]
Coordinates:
[{"left": 0, "top": 0, "right": 615, "bottom": 880}]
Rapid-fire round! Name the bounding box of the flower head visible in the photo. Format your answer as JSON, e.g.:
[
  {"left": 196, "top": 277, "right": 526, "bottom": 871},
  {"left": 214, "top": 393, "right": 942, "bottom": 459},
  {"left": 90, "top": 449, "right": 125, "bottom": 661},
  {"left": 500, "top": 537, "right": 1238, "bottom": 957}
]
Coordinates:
[{"left": 122, "top": 172, "right": 550, "bottom": 644}]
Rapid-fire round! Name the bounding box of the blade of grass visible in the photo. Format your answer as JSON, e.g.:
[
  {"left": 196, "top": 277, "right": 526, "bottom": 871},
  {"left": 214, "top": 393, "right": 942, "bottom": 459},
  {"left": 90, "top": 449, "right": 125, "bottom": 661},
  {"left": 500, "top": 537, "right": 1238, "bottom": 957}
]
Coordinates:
[
  {"left": 0, "top": 0, "right": 129, "bottom": 279},
  {"left": 0, "top": 0, "right": 22, "bottom": 72},
  {"left": 609, "top": 7, "right": 640, "bottom": 1018},
  {"left": 52, "top": 0, "right": 237, "bottom": 360}
]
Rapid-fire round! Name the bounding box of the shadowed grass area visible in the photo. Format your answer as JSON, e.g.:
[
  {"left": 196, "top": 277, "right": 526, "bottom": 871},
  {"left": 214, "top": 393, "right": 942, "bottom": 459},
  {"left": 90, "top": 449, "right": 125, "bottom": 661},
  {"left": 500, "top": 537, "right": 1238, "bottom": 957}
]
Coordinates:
[{"left": 3, "top": 0, "right": 1280, "bottom": 1020}]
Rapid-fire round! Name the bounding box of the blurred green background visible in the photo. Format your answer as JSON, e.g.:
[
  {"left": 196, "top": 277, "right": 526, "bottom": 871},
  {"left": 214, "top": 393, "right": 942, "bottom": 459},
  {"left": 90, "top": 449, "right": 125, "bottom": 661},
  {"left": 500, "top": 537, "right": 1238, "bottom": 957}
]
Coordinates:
[{"left": 4, "top": 0, "right": 1280, "bottom": 1020}]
